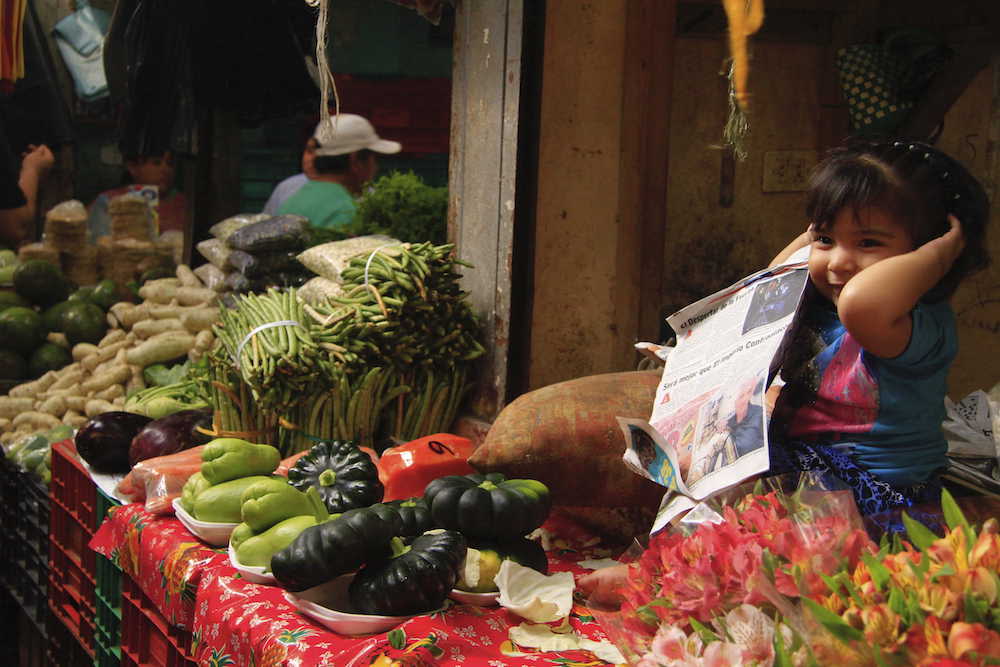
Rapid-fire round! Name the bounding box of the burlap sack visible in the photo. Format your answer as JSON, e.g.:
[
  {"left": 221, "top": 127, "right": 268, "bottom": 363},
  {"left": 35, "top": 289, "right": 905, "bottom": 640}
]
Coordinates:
[{"left": 469, "top": 370, "right": 665, "bottom": 510}]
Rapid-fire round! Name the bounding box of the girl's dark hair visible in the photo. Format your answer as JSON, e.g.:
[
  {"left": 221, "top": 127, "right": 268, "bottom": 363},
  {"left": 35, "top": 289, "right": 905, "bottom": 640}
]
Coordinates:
[{"left": 805, "top": 139, "right": 990, "bottom": 302}]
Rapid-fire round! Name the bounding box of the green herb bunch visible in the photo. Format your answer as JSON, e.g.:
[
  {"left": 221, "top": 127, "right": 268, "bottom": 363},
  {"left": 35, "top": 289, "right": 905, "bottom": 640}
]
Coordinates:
[{"left": 354, "top": 171, "right": 448, "bottom": 245}]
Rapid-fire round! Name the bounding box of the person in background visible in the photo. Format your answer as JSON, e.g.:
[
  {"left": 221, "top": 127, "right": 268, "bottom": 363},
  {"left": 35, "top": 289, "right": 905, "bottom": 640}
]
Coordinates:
[
  {"left": 276, "top": 113, "right": 401, "bottom": 230},
  {"left": 87, "top": 150, "right": 188, "bottom": 241},
  {"left": 261, "top": 127, "right": 318, "bottom": 215},
  {"left": 578, "top": 138, "right": 991, "bottom": 608},
  {"left": 0, "top": 129, "right": 54, "bottom": 248}
]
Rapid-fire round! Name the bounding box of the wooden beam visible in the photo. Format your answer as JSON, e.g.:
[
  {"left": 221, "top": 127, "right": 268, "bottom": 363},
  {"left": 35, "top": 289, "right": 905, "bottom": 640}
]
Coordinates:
[{"left": 621, "top": 0, "right": 676, "bottom": 353}]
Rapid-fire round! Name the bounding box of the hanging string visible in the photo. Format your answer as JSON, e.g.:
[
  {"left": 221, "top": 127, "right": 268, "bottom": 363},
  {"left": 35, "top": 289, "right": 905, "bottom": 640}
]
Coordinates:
[
  {"left": 315, "top": 0, "right": 341, "bottom": 143},
  {"left": 720, "top": 0, "right": 764, "bottom": 161}
]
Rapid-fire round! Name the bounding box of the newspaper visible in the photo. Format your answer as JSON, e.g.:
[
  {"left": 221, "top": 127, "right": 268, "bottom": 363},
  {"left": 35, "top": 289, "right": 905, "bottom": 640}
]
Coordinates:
[{"left": 620, "top": 247, "right": 810, "bottom": 529}]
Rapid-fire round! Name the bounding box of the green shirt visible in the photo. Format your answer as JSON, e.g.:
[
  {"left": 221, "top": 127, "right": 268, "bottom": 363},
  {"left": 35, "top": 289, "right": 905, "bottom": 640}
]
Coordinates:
[{"left": 276, "top": 180, "right": 356, "bottom": 230}]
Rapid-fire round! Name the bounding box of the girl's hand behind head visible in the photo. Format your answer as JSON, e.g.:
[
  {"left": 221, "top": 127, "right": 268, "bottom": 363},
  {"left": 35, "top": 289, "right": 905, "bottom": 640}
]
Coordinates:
[{"left": 925, "top": 214, "right": 965, "bottom": 276}]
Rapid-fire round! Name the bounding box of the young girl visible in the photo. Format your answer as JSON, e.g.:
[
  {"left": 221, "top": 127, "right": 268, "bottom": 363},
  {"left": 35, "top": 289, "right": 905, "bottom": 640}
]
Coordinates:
[
  {"left": 767, "top": 139, "right": 989, "bottom": 518},
  {"left": 578, "top": 139, "right": 990, "bottom": 607}
]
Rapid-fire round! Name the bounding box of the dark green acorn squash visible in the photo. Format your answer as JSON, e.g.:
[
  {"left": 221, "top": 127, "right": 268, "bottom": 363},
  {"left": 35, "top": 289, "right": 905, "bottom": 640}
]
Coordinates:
[
  {"left": 271, "top": 503, "right": 401, "bottom": 592},
  {"left": 287, "top": 440, "right": 384, "bottom": 514},
  {"left": 384, "top": 497, "right": 434, "bottom": 540},
  {"left": 423, "top": 472, "right": 551, "bottom": 540},
  {"left": 349, "top": 530, "right": 467, "bottom": 616}
]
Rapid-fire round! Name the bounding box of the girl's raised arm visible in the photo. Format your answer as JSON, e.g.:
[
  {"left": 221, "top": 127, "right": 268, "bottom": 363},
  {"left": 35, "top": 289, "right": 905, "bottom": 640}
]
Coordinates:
[{"left": 837, "top": 215, "right": 965, "bottom": 358}]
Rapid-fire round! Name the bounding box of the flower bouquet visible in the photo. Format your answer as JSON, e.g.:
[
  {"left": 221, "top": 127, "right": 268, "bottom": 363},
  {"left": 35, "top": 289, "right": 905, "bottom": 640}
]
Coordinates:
[
  {"left": 781, "top": 487, "right": 1000, "bottom": 666},
  {"left": 596, "top": 472, "right": 1000, "bottom": 666},
  {"left": 595, "top": 473, "right": 877, "bottom": 665}
]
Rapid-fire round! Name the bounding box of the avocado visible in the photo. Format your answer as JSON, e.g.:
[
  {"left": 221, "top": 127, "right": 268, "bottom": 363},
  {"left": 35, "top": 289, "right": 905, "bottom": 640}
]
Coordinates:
[
  {"left": 13, "top": 260, "right": 70, "bottom": 307},
  {"left": 0, "top": 306, "right": 44, "bottom": 355}
]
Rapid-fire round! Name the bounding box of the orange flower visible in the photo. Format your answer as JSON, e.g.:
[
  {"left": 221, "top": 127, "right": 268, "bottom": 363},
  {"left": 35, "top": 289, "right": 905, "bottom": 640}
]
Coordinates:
[
  {"left": 947, "top": 622, "right": 1000, "bottom": 661},
  {"left": 860, "top": 604, "right": 901, "bottom": 646},
  {"left": 922, "top": 615, "right": 951, "bottom": 660},
  {"left": 968, "top": 523, "right": 1000, "bottom": 571},
  {"left": 966, "top": 567, "right": 997, "bottom": 605},
  {"left": 918, "top": 582, "right": 962, "bottom": 621}
]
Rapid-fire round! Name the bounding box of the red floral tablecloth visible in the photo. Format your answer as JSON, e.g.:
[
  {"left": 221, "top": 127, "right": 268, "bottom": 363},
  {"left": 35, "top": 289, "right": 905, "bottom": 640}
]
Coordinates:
[
  {"left": 89, "top": 503, "right": 228, "bottom": 628},
  {"left": 90, "top": 503, "right": 627, "bottom": 666}
]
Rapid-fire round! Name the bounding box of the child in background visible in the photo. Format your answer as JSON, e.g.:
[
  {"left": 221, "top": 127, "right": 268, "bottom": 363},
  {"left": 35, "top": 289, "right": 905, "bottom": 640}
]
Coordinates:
[
  {"left": 578, "top": 139, "right": 990, "bottom": 607},
  {"left": 87, "top": 150, "right": 188, "bottom": 241},
  {"left": 767, "top": 139, "right": 989, "bottom": 517}
]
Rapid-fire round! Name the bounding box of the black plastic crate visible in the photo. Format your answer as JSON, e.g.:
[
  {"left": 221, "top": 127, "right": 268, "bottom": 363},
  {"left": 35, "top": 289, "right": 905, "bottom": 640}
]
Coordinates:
[
  {"left": 0, "top": 460, "right": 50, "bottom": 634},
  {"left": 17, "top": 466, "right": 50, "bottom": 567}
]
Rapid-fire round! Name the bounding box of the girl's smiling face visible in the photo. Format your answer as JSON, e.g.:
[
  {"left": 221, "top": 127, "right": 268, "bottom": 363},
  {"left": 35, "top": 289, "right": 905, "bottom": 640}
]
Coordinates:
[{"left": 808, "top": 207, "right": 915, "bottom": 305}]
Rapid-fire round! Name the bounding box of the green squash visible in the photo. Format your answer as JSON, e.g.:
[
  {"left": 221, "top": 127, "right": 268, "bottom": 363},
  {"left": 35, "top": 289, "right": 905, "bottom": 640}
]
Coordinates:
[
  {"left": 349, "top": 530, "right": 467, "bottom": 616},
  {"left": 423, "top": 473, "right": 551, "bottom": 540},
  {"left": 271, "top": 503, "right": 401, "bottom": 592},
  {"left": 287, "top": 440, "right": 383, "bottom": 514},
  {"left": 383, "top": 497, "right": 434, "bottom": 540}
]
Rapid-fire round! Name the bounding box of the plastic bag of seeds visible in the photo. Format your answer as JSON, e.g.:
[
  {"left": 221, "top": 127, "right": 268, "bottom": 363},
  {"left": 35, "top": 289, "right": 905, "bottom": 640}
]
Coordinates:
[
  {"left": 226, "top": 215, "right": 309, "bottom": 253},
  {"left": 296, "top": 234, "right": 398, "bottom": 282}
]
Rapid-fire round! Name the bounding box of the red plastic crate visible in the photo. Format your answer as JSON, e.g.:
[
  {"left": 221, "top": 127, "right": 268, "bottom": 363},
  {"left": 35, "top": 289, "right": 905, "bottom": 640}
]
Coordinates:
[
  {"left": 48, "top": 537, "right": 96, "bottom": 659},
  {"left": 47, "top": 603, "right": 93, "bottom": 667},
  {"left": 120, "top": 575, "right": 195, "bottom": 667},
  {"left": 50, "top": 439, "right": 97, "bottom": 533}
]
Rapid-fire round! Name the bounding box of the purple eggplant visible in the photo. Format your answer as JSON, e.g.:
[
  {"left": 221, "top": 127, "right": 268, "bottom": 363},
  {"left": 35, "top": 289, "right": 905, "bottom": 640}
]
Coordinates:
[
  {"left": 128, "top": 409, "right": 213, "bottom": 466},
  {"left": 75, "top": 412, "right": 153, "bottom": 473}
]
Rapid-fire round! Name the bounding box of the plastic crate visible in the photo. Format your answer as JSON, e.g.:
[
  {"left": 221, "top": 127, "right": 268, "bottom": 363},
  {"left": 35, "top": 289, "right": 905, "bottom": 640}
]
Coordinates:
[
  {"left": 15, "top": 604, "right": 47, "bottom": 667},
  {"left": 96, "top": 488, "right": 124, "bottom": 667},
  {"left": 94, "top": 624, "right": 121, "bottom": 667},
  {"left": 48, "top": 604, "right": 95, "bottom": 667},
  {"left": 120, "top": 575, "right": 195, "bottom": 667},
  {"left": 49, "top": 498, "right": 97, "bottom": 659},
  {"left": 17, "top": 464, "right": 50, "bottom": 572},
  {"left": 51, "top": 439, "right": 97, "bottom": 533},
  {"left": 0, "top": 459, "right": 50, "bottom": 633}
]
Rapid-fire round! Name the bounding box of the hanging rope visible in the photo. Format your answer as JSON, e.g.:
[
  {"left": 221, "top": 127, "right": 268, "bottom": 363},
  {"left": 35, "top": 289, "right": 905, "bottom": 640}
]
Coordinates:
[{"left": 314, "top": 0, "right": 341, "bottom": 143}]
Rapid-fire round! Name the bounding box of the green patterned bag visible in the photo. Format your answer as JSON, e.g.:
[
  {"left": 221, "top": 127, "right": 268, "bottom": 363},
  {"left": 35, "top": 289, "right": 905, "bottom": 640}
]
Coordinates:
[{"left": 835, "top": 29, "right": 951, "bottom": 136}]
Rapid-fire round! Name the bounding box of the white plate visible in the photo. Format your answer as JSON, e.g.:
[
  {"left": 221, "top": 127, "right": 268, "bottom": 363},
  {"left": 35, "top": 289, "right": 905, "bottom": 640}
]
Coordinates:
[
  {"left": 284, "top": 575, "right": 416, "bottom": 635},
  {"left": 228, "top": 543, "right": 277, "bottom": 585},
  {"left": 172, "top": 498, "right": 238, "bottom": 546},
  {"left": 448, "top": 588, "right": 500, "bottom": 606}
]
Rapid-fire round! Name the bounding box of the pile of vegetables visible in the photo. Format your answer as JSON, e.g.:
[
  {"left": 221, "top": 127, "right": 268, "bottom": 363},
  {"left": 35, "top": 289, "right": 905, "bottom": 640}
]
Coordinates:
[
  {"left": 200, "top": 242, "right": 482, "bottom": 455},
  {"left": 3, "top": 424, "right": 74, "bottom": 484},
  {"left": 301, "top": 242, "right": 483, "bottom": 444},
  {"left": 253, "top": 438, "right": 552, "bottom": 617},
  {"left": 352, "top": 171, "right": 448, "bottom": 245},
  {"left": 0, "top": 263, "right": 217, "bottom": 448},
  {"left": 1, "top": 257, "right": 117, "bottom": 385}
]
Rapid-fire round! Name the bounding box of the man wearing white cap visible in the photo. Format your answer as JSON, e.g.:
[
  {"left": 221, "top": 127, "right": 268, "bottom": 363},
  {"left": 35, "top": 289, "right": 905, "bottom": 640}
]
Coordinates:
[{"left": 275, "top": 113, "right": 401, "bottom": 230}]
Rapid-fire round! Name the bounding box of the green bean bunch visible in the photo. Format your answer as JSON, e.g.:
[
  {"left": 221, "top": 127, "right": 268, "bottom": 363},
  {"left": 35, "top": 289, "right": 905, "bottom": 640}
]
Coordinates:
[
  {"left": 304, "top": 242, "right": 482, "bottom": 443},
  {"left": 213, "top": 288, "right": 323, "bottom": 424}
]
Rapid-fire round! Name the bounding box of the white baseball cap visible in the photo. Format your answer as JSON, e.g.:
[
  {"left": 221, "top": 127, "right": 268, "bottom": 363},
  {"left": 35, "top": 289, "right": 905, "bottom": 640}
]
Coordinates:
[{"left": 312, "top": 114, "right": 402, "bottom": 156}]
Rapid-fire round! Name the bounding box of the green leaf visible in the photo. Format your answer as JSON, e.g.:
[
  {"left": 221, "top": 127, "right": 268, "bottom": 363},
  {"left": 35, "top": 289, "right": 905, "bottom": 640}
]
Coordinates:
[
  {"left": 802, "top": 598, "right": 863, "bottom": 643},
  {"left": 689, "top": 617, "right": 719, "bottom": 644},
  {"left": 861, "top": 552, "right": 890, "bottom": 591},
  {"left": 904, "top": 590, "right": 925, "bottom": 626},
  {"left": 773, "top": 626, "right": 795, "bottom": 667},
  {"left": 884, "top": 588, "right": 905, "bottom": 618},
  {"left": 941, "top": 487, "right": 970, "bottom": 532},
  {"left": 761, "top": 548, "right": 778, "bottom": 583},
  {"left": 387, "top": 628, "right": 406, "bottom": 650},
  {"left": 901, "top": 511, "right": 939, "bottom": 550},
  {"left": 964, "top": 593, "right": 989, "bottom": 624},
  {"left": 929, "top": 564, "right": 955, "bottom": 582}
]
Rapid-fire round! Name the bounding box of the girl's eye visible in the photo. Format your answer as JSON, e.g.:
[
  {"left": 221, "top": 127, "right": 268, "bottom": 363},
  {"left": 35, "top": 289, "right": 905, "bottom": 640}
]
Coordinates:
[
  {"left": 813, "top": 235, "right": 833, "bottom": 246},
  {"left": 859, "top": 238, "right": 882, "bottom": 248}
]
